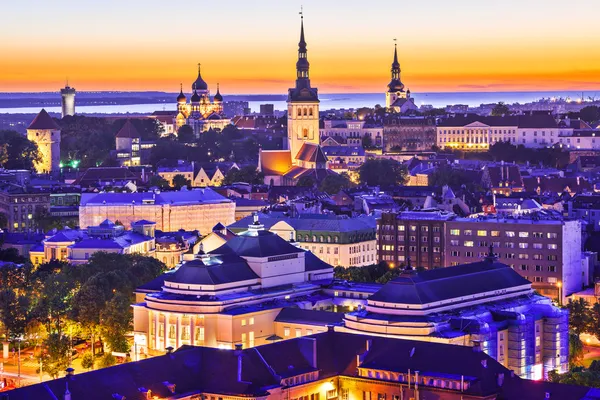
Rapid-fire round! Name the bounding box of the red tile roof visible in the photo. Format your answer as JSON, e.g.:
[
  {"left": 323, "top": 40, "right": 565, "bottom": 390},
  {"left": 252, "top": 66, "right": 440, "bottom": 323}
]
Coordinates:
[{"left": 27, "top": 109, "right": 60, "bottom": 130}]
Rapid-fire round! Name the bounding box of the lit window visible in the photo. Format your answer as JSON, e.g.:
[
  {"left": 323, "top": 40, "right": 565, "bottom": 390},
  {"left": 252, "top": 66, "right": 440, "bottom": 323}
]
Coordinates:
[
  {"left": 241, "top": 319, "right": 247, "bottom": 326},
  {"left": 284, "top": 327, "right": 290, "bottom": 337},
  {"left": 464, "top": 241, "right": 474, "bottom": 247},
  {"left": 548, "top": 244, "right": 558, "bottom": 250},
  {"left": 477, "top": 230, "right": 487, "bottom": 237},
  {"left": 518, "top": 232, "right": 529, "bottom": 238},
  {"left": 491, "top": 231, "right": 500, "bottom": 237},
  {"left": 450, "top": 229, "right": 460, "bottom": 236},
  {"left": 249, "top": 317, "right": 254, "bottom": 325},
  {"left": 295, "top": 328, "right": 302, "bottom": 338},
  {"left": 505, "top": 231, "right": 515, "bottom": 237}
]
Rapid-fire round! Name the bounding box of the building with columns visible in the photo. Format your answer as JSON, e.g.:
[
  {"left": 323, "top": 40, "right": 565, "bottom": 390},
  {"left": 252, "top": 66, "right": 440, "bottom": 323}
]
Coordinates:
[
  {"left": 132, "top": 214, "right": 335, "bottom": 355},
  {"left": 259, "top": 16, "right": 335, "bottom": 186},
  {"left": 26, "top": 109, "right": 61, "bottom": 174}
]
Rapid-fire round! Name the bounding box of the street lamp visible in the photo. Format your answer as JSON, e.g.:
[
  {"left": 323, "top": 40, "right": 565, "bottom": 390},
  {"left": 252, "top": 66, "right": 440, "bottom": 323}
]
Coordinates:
[
  {"left": 557, "top": 281, "right": 563, "bottom": 306},
  {"left": 16, "top": 335, "right": 23, "bottom": 388}
]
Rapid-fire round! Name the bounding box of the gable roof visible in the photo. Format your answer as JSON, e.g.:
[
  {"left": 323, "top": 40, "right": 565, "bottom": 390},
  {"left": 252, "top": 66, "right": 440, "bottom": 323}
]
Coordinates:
[
  {"left": 295, "top": 143, "right": 328, "bottom": 163},
  {"left": 165, "top": 254, "right": 259, "bottom": 286},
  {"left": 28, "top": 109, "right": 60, "bottom": 130},
  {"left": 115, "top": 120, "right": 142, "bottom": 139}
]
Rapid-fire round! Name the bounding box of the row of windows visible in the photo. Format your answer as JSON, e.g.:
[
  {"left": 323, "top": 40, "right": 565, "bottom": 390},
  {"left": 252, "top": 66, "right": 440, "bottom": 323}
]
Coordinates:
[
  {"left": 451, "top": 240, "right": 557, "bottom": 250},
  {"left": 449, "top": 251, "right": 558, "bottom": 261},
  {"left": 380, "top": 244, "right": 441, "bottom": 253},
  {"left": 449, "top": 229, "right": 558, "bottom": 239}
]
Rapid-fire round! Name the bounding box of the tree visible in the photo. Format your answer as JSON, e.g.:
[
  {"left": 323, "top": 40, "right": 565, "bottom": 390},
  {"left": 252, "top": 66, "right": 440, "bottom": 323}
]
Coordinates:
[
  {"left": 99, "top": 294, "right": 131, "bottom": 353},
  {"left": 589, "top": 303, "right": 600, "bottom": 340},
  {"left": 0, "top": 130, "right": 40, "bottom": 170},
  {"left": 81, "top": 351, "right": 94, "bottom": 370},
  {"left": 172, "top": 174, "right": 191, "bottom": 190},
  {"left": 491, "top": 102, "right": 510, "bottom": 116},
  {"left": 579, "top": 106, "right": 600, "bottom": 124},
  {"left": 296, "top": 176, "right": 315, "bottom": 188},
  {"left": 570, "top": 332, "right": 585, "bottom": 366},
  {"left": 319, "top": 173, "right": 351, "bottom": 195},
  {"left": 567, "top": 298, "right": 592, "bottom": 335},
  {"left": 0, "top": 289, "right": 30, "bottom": 340},
  {"left": 361, "top": 135, "right": 373, "bottom": 149},
  {"left": 148, "top": 175, "right": 170, "bottom": 190},
  {"left": 59, "top": 115, "right": 116, "bottom": 168},
  {"left": 99, "top": 353, "right": 117, "bottom": 368},
  {"left": 358, "top": 158, "right": 407, "bottom": 187},
  {"left": 177, "top": 125, "right": 195, "bottom": 143},
  {"left": 41, "top": 333, "right": 70, "bottom": 379},
  {"left": 222, "top": 166, "right": 264, "bottom": 185}
]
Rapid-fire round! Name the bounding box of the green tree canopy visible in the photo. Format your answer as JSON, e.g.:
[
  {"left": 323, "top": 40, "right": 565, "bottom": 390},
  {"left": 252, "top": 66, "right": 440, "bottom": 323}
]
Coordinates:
[
  {"left": 358, "top": 158, "right": 407, "bottom": 187},
  {"left": 296, "top": 176, "right": 316, "bottom": 188},
  {"left": 491, "top": 102, "right": 510, "bottom": 116},
  {"left": 172, "top": 174, "right": 191, "bottom": 190},
  {"left": 0, "top": 130, "right": 40, "bottom": 170},
  {"left": 579, "top": 106, "right": 600, "bottom": 124},
  {"left": 177, "top": 125, "right": 195, "bottom": 143},
  {"left": 148, "top": 175, "right": 170, "bottom": 190},
  {"left": 41, "top": 333, "right": 70, "bottom": 379},
  {"left": 318, "top": 173, "right": 352, "bottom": 195},
  {"left": 222, "top": 166, "right": 264, "bottom": 185},
  {"left": 567, "top": 298, "right": 592, "bottom": 335}
]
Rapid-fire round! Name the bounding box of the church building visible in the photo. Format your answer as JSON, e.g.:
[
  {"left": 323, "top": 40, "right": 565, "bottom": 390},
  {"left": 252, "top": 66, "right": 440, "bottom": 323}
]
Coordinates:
[
  {"left": 259, "top": 16, "right": 335, "bottom": 186},
  {"left": 385, "top": 44, "right": 418, "bottom": 113},
  {"left": 174, "top": 65, "right": 231, "bottom": 136}
]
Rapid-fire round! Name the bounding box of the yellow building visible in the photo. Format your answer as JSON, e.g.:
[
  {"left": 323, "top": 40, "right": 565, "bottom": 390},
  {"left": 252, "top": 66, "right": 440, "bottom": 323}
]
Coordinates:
[{"left": 26, "top": 109, "right": 61, "bottom": 174}]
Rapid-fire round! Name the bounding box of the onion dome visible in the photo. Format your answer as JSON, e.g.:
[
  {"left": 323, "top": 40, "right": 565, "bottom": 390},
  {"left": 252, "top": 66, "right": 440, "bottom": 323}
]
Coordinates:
[
  {"left": 214, "top": 83, "right": 223, "bottom": 102},
  {"left": 192, "top": 63, "right": 208, "bottom": 91},
  {"left": 177, "top": 83, "right": 186, "bottom": 103},
  {"left": 191, "top": 89, "right": 200, "bottom": 103}
]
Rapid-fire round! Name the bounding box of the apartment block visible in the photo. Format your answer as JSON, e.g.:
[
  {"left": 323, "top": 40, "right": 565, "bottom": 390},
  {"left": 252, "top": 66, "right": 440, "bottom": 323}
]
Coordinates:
[{"left": 444, "top": 215, "right": 583, "bottom": 301}]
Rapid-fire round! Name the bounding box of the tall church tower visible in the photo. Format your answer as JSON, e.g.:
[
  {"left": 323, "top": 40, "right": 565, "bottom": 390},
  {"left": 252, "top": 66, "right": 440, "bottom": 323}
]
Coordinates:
[
  {"left": 60, "top": 82, "right": 76, "bottom": 118},
  {"left": 385, "top": 44, "right": 409, "bottom": 109},
  {"left": 27, "top": 109, "right": 61, "bottom": 174},
  {"left": 287, "top": 14, "right": 320, "bottom": 162}
]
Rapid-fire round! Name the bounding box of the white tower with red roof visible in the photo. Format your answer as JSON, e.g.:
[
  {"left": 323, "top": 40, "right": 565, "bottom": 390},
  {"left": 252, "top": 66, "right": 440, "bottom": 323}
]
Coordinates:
[{"left": 26, "top": 109, "right": 61, "bottom": 174}]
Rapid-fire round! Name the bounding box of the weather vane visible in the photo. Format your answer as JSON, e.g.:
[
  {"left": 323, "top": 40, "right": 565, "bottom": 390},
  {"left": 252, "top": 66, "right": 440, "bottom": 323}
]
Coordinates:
[{"left": 299, "top": 5, "right": 303, "bottom": 17}]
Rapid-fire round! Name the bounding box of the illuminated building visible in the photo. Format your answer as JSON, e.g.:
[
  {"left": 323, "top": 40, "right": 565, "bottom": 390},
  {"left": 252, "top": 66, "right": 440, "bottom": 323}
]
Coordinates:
[
  {"left": 382, "top": 116, "right": 436, "bottom": 152},
  {"left": 259, "top": 16, "right": 335, "bottom": 186},
  {"left": 26, "top": 109, "right": 61, "bottom": 174},
  {"left": 132, "top": 214, "right": 334, "bottom": 355},
  {"left": 60, "top": 82, "right": 76, "bottom": 118},
  {"left": 385, "top": 44, "right": 417, "bottom": 113},
  {"left": 437, "top": 114, "right": 561, "bottom": 151},
  {"left": 341, "top": 250, "right": 569, "bottom": 380},
  {"left": 174, "top": 67, "right": 230, "bottom": 136},
  {"left": 229, "top": 212, "right": 377, "bottom": 268},
  {"left": 79, "top": 188, "right": 235, "bottom": 235},
  {"left": 8, "top": 331, "right": 595, "bottom": 400},
  {"left": 320, "top": 119, "right": 383, "bottom": 148},
  {"left": 0, "top": 182, "right": 50, "bottom": 233},
  {"left": 29, "top": 219, "right": 156, "bottom": 266},
  {"left": 115, "top": 120, "right": 141, "bottom": 166}
]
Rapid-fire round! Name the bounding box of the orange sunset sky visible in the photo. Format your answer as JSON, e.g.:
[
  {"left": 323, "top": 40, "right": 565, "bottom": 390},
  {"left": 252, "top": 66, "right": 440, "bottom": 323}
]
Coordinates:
[{"left": 1, "top": 0, "right": 599, "bottom": 94}]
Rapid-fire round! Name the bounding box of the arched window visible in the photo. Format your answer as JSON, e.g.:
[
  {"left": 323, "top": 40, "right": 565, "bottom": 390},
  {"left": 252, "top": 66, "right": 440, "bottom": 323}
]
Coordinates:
[
  {"left": 312, "top": 235, "right": 317, "bottom": 242},
  {"left": 303, "top": 128, "right": 309, "bottom": 138},
  {"left": 309, "top": 108, "right": 313, "bottom": 116},
  {"left": 319, "top": 236, "right": 324, "bottom": 242},
  {"left": 297, "top": 108, "right": 301, "bottom": 118},
  {"left": 327, "top": 236, "right": 331, "bottom": 243},
  {"left": 303, "top": 108, "right": 308, "bottom": 116},
  {"left": 334, "top": 236, "right": 339, "bottom": 243},
  {"left": 304, "top": 235, "right": 309, "bottom": 242}
]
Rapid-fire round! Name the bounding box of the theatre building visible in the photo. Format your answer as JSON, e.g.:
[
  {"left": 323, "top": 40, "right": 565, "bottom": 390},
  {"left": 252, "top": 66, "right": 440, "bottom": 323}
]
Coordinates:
[{"left": 132, "top": 215, "right": 335, "bottom": 354}]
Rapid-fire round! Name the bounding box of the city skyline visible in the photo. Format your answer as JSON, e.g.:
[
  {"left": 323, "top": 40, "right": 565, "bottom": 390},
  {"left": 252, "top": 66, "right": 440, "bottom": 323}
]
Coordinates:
[{"left": 1, "top": 0, "right": 600, "bottom": 93}]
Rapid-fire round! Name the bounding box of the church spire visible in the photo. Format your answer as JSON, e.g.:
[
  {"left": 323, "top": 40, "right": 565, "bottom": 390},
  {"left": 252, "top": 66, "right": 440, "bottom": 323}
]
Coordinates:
[
  {"left": 391, "top": 42, "right": 400, "bottom": 80},
  {"left": 295, "top": 12, "right": 310, "bottom": 88}
]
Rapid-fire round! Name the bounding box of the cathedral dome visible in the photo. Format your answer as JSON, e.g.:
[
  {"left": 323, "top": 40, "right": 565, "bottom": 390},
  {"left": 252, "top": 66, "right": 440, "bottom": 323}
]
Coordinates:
[
  {"left": 191, "top": 89, "right": 201, "bottom": 103},
  {"left": 192, "top": 64, "right": 208, "bottom": 91},
  {"left": 177, "top": 85, "right": 187, "bottom": 103},
  {"left": 214, "top": 84, "right": 223, "bottom": 102}
]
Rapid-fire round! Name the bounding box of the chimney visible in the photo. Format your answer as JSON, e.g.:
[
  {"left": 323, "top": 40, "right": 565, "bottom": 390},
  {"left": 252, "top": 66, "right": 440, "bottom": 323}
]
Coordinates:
[
  {"left": 366, "top": 339, "right": 372, "bottom": 352},
  {"left": 299, "top": 337, "right": 317, "bottom": 369},
  {"left": 481, "top": 359, "right": 488, "bottom": 368},
  {"left": 472, "top": 340, "right": 482, "bottom": 352},
  {"left": 162, "top": 381, "right": 176, "bottom": 394},
  {"left": 139, "top": 387, "right": 152, "bottom": 399}
]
